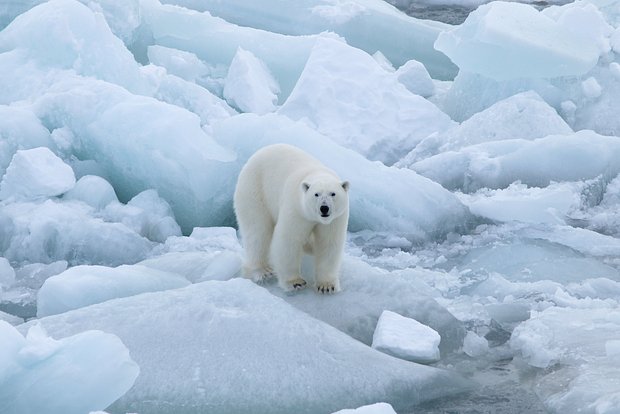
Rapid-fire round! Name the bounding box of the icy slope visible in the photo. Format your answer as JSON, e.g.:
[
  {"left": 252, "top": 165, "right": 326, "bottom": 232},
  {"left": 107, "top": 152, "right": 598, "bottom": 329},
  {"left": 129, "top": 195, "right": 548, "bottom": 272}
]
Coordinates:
[{"left": 21, "top": 280, "right": 470, "bottom": 414}]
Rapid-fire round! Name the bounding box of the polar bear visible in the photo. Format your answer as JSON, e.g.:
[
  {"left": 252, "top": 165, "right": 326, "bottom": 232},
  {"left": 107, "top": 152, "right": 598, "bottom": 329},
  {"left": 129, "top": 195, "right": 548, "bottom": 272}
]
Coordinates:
[{"left": 234, "top": 144, "right": 349, "bottom": 293}]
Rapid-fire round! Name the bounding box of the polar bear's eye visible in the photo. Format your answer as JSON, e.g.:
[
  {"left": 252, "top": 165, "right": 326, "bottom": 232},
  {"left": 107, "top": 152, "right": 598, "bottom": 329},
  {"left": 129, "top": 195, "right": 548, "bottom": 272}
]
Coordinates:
[
  {"left": 331, "top": 192, "right": 336, "bottom": 197},
  {"left": 314, "top": 193, "right": 319, "bottom": 197}
]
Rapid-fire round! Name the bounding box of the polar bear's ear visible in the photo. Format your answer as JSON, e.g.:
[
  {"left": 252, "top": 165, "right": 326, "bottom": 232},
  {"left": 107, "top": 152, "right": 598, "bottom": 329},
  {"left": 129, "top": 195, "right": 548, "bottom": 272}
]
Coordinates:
[
  {"left": 302, "top": 182, "right": 311, "bottom": 192},
  {"left": 342, "top": 181, "right": 350, "bottom": 191}
]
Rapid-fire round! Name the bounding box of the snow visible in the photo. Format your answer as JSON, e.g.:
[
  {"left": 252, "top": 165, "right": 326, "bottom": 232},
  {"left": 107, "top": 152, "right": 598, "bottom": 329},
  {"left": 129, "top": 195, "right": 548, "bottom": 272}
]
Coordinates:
[
  {"left": 2, "top": 0, "right": 620, "bottom": 412},
  {"left": 21, "top": 279, "right": 469, "bottom": 413},
  {"left": 0, "top": 321, "right": 138, "bottom": 414},
  {"left": 372, "top": 310, "right": 441, "bottom": 363}
]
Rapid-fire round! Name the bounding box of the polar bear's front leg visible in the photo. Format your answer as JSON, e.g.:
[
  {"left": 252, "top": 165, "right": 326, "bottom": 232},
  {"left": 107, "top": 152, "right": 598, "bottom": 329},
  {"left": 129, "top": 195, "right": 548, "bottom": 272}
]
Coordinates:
[
  {"left": 313, "top": 216, "right": 347, "bottom": 294},
  {"left": 270, "top": 216, "right": 312, "bottom": 291}
]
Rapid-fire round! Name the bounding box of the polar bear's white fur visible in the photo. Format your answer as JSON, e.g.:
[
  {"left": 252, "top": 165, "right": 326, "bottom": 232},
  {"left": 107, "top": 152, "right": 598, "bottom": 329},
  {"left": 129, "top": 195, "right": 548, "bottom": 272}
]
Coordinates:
[{"left": 234, "top": 144, "right": 349, "bottom": 293}]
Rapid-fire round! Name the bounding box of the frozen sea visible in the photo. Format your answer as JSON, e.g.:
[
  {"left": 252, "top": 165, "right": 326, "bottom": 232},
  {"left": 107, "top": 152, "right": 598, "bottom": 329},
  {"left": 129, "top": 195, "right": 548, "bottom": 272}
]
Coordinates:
[{"left": 2, "top": 0, "right": 620, "bottom": 413}]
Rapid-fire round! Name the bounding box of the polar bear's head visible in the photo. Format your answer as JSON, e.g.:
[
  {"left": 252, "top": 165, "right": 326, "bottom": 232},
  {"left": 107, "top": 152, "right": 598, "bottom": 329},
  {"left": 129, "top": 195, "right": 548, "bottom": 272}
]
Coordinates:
[{"left": 301, "top": 176, "right": 349, "bottom": 224}]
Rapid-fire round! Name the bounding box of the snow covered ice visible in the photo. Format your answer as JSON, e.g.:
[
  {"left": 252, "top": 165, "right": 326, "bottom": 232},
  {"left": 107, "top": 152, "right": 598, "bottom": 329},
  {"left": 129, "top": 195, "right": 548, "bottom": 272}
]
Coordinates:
[
  {"left": 21, "top": 280, "right": 469, "bottom": 414},
  {"left": 2, "top": 0, "right": 620, "bottom": 412},
  {"left": 372, "top": 310, "right": 442, "bottom": 363}
]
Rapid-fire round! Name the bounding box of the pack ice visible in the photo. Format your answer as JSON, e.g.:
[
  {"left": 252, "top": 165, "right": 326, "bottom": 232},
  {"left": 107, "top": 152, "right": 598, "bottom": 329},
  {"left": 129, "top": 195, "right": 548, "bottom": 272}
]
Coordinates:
[{"left": 2, "top": 0, "right": 620, "bottom": 413}]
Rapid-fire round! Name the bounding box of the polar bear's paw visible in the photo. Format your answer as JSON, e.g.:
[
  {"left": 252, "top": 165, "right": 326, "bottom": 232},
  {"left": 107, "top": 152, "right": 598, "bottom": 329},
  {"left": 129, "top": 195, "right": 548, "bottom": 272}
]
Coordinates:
[
  {"left": 246, "top": 267, "right": 276, "bottom": 284},
  {"left": 316, "top": 282, "right": 338, "bottom": 294},
  {"left": 286, "top": 277, "right": 307, "bottom": 291}
]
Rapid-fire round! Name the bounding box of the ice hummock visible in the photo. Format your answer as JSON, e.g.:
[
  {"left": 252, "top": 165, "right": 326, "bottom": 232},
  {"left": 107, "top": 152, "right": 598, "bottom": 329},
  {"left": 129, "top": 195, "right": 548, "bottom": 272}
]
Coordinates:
[
  {"left": 0, "top": 147, "right": 75, "bottom": 201},
  {"left": 399, "top": 91, "right": 573, "bottom": 164},
  {"left": 223, "top": 47, "right": 280, "bottom": 115},
  {"left": 279, "top": 36, "right": 455, "bottom": 165},
  {"left": 410, "top": 130, "right": 620, "bottom": 192},
  {"left": 22, "top": 279, "right": 470, "bottom": 414},
  {"left": 37, "top": 264, "right": 190, "bottom": 317},
  {"left": 435, "top": 1, "right": 611, "bottom": 80},
  {"left": 0, "top": 321, "right": 138, "bottom": 414}
]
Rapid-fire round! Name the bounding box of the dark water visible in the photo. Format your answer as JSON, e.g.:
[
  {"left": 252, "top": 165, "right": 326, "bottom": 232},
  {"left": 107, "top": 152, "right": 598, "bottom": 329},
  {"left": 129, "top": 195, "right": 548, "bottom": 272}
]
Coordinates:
[
  {"left": 385, "top": 0, "right": 474, "bottom": 24},
  {"left": 386, "top": 0, "right": 566, "bottom": 25},
  {"left": 412, "top": 358, "right": 550, "bottom": 414},
  {"left": 399, "top": 3, "right": 474, "bottom": 24}
]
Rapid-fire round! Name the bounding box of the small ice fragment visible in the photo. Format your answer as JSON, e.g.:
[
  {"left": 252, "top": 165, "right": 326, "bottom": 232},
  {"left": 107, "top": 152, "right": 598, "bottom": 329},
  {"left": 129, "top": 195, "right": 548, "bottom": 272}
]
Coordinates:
[{"left": 372, "top": 310, "right": 441, "bottom": 364}]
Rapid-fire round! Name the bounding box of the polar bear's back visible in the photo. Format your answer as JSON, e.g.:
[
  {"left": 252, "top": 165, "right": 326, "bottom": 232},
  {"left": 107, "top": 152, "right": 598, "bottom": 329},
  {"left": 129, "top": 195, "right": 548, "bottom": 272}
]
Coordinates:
[{"left": 235, "top": 144, "right": 327, "bottom": 220}]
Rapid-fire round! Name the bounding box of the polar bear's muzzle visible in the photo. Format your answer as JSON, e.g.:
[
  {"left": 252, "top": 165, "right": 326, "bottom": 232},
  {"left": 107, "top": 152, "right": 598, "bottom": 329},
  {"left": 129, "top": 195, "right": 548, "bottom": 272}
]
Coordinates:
[{"left": 320, "top": 205, "right": 330, "bottom": 217}]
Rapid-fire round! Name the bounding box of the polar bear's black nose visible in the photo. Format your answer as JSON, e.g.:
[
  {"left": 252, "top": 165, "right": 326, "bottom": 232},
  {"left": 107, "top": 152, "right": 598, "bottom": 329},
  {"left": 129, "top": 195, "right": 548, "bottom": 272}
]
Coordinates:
[{"left": 320, "top": 205, "right": 330, "bottom": 216}]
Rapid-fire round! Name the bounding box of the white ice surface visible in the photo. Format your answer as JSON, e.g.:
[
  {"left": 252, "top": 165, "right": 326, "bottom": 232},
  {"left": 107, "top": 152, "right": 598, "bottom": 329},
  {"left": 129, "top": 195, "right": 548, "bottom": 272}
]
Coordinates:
[
  {"left": 400, "top": 91, "right": 573, "bottom": 164},
  {"left": 37, "top": 264, "right": 190, "bottom": 317},
  {"left": 372, "top": 310, "right": 441, "bottom": 363},
  {"left": 0, "top": 105, "right": 54, "bottom": 177},
  {"left": 411, "top": 130, "right": 620, "bottom": 192},
  {"left": 0, "top": 199, "right": 154, "bottom": 266},
  {"left": 462, "top": 331, "right": 489, "bottom": 357},
  {"left": 511, "top": 307, "right": 620, "bottom": 413},
  {"left": 0, "top": 321, "right": 138, "bottom": 414},
  {"left": 456, "top": 181, "right": 583, "bottom": 225},
  {"left": 157, "top": 0, "right": 457, "bottom": 80},
  {"left": 0, "top": 0, "right": 148, "bottom": 95},
  {"left": 395, "top": 59, "right": 435, "bottom": 98},
  {"left": 268, "top": 256, "right": 465, "bottom": 354},
  {"left": 0, "top": 147, "right": 75, "bottom": 201},
  {"left": 223, "top": 47, "right": 280, "bottom": 115},
  {"left": 331, "top": 402, "right": 397, "bottom": 414},
  {"left": 63, "top": 175, "right": 118, "bottom": 210},
  {"left": 435, "top": 1, "right": 612, "bottom": 80},
  {"left": 21, "top": 279, "right": 470, "bottom": 414},
  {"left": 0, "top": 257, "right": 16, "bottom": 289}
]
